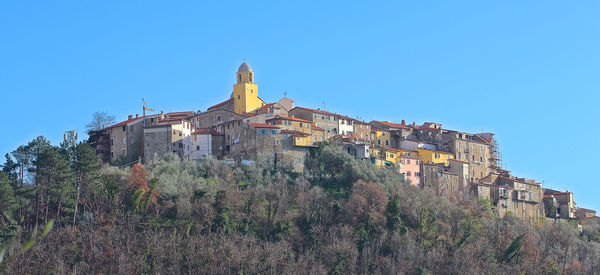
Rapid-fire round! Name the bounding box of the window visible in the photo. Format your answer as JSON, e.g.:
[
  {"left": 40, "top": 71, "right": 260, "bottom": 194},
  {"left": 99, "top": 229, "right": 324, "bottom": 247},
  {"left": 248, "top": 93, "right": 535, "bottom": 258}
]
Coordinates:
[
  {"left": 299, "top": 123, "right": 303, "bottom": 128},
  {"left": 251, "top": 89, "right": 253, "bottom": 93},
  {"left": 238, "top": 75, "right": 241, "bottom": 82},
  {"left": 407, "top": 159, "right": 411, "bottom": 164},
  {"left": 130, "top": 126, "right": 134, "bottom": 132},
  {"left": 270, "top": 130, "right": 277, "bottom": 135},
  {"left": 260, "top": 130, "right": 267, "bottom": 135},
  {"left": 435, "top": 153, "right": 440, "bottom": 158},
  {"left": 298, "top": 157, "right": 302, "bottom": 163},
  {"left": 130, "top": 137, "right": 134, "bottom": 144},
  {"left": 385, "top": 140, "right": 389, "bottom": 146},
  {"left": 122, "top": 125, "right": 126, "bottom": 131},
  {"left": 238, "top": 95, "right": 240, "bottom": 99},
  {"left": 480, "top": 156, "right": 483, "bottom": 162},
  {"left": 196, "top": 146, "right": 200, "bottom": 151},
  {"left": 407, "top": 171, "right": 412, "bottom": 176},
  {"left": 110, "top": 139, "right": 114, "bottom": 146},
  {"left": 122, "top": 137, "right": 126, "bottom": 144},
  {"left": 217, "top": 115, "right": 221, "bottom": 121},
  {"left": 378, "top": 139, "right": 381, "bottom": 145}
]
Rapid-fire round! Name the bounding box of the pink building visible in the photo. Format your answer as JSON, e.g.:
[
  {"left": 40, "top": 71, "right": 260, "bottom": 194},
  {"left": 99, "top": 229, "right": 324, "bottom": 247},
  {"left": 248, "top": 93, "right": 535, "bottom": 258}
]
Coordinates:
[{"left": 400, "top": 156, "right": 421, "bottom": 186}]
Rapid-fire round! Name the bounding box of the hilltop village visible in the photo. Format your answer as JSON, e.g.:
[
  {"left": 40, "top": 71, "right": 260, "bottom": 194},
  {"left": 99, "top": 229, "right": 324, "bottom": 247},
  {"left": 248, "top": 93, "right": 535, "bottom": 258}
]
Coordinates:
[{"left": 89, "top": 62, "right": 597, "bottom": 225}]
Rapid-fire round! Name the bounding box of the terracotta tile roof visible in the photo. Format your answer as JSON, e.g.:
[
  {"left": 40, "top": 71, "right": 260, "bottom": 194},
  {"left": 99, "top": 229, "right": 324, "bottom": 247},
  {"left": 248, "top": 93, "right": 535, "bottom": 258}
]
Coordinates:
[
  {"left": 166, "top": 111, "right": 194, "bottom": 116},
  {"left": 265, "top": 115, "right": 312, "bottom": 123},
  {"left": 291, "top": 106, "right": 337, "bottom": 116},
  {"left": 242, "top": 112, "right": 257, "bottom": 117},
  {"left": 384, "top": 146, "right": 418, "bottom": 153},
  {"left": 249, "top": 123, "right": 280, "bottom": 129},
  {"left": 475, "top": 135, "right": 492, "bottom": 144},
  {"left": 371, "top": 120, "right": 412, "bottom": 130},
  {"left": 208, "top": 98, "right": 233, "bottom": 110},
  {"left": 281, "top": 129, "right": 311, "bottom": 136},
  {"left": 104, "top": 117, "right": 142, "bottom": 130},
  {"left": 257, "top": 103, "right": 277, "bottom": 111},
  {"left": 158, "top": 117, "right": 186, "bottom": 123},
  {"left": 341, "top": 135, "right": 364, "bottom": 141},
  {"left": 193, "top": 128, "right": 220, "bottom": 135}
]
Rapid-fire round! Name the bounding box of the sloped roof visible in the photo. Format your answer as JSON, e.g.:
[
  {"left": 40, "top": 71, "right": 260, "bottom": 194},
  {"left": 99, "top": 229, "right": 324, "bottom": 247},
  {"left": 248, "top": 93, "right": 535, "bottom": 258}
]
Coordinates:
[
  {"left": 208, "top": 98, "right": 234, "bottom": 110},
  {"left": 266, "top": 115, "right": 312, "bottom": 123},
  {"left": 249, "top": 123, "right": 280, "bottom": 129},
  {"left": 372, "top": 120, "right": 412, "bottom": 130},
  {"left": 104, "top": 117, "right": 142, "bottom": 130}
]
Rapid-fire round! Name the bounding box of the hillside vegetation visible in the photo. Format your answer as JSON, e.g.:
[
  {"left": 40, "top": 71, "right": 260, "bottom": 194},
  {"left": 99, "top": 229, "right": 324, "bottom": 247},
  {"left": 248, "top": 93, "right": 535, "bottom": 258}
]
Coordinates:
[{"left": 1, "top": 137, "right": 600, "bottom": 274}]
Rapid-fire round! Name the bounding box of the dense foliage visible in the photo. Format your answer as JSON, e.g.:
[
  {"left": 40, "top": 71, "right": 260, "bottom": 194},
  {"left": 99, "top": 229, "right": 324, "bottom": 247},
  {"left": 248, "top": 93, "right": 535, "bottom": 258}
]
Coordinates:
[{"left": 1, "top": 138, "right": 600, "bottom": 274}]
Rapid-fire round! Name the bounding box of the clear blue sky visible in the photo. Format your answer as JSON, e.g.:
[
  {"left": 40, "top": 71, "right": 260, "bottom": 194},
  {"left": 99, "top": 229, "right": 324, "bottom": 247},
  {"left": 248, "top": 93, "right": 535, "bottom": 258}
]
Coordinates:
[{"left": 1, "top": 2, "right": 598, "bottom": 210}]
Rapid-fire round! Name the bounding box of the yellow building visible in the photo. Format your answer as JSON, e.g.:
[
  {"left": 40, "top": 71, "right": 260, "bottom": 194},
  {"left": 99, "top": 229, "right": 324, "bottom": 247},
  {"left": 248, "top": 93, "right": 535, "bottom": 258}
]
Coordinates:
[
  {"left": 371, "top": 127, "right": 391, "bottom": 147},
  {"left": 233, "top": 62, "right": 266, "bottom": 114},
  {"left": 417, "top": 148, "right": 454, "bottom": 165},
  {"left": 312, "top": 125, "right": 326, "bottom": 143},
  {"left": 266, "top": 115, "right": 312, "bottom": 134},
  {"left": 281, "top": 130, "right": 313, "bottom": 147}
]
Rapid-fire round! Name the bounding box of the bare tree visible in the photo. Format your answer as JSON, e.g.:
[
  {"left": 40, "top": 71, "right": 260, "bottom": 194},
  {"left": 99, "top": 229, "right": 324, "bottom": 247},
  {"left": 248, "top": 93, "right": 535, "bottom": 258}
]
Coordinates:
[{"left": 86, "top": 112, "right": 115, "bottom": 132}]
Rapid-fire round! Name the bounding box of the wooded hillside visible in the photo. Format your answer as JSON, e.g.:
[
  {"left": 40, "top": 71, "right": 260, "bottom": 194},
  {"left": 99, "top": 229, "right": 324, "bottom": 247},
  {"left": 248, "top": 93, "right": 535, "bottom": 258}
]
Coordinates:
[{"left": 1, "top": 137, "right": 599, "bottom": 274}]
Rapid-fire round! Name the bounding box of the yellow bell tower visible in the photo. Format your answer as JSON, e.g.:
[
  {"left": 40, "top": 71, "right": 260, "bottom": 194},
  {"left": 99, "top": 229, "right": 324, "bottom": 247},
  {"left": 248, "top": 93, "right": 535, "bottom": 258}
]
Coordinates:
[{"left": 232, "top": 62, "right": 265, "bottom": 114}]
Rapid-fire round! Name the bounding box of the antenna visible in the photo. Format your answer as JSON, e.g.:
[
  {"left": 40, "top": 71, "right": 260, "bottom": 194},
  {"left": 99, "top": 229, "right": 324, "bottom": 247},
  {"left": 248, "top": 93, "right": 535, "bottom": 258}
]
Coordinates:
[
  {"left": 322, "top": 102, "right": 326, "bottom": 111},
  {"left": 283, "top": 91, "right": 288, "bottom": 98}
]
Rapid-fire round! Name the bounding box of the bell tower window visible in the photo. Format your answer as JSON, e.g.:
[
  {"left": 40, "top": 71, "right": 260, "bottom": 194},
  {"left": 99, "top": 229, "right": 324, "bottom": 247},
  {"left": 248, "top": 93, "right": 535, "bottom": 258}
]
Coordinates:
[{"left": 238, "top": 74, "right": 241, "bottom": 82}]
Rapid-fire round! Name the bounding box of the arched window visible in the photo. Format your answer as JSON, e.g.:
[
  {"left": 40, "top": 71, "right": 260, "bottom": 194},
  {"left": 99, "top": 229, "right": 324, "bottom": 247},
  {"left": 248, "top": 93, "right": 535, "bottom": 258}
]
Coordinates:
[{"left": 238, "top": 74, "right": 241, "bottom": 82}]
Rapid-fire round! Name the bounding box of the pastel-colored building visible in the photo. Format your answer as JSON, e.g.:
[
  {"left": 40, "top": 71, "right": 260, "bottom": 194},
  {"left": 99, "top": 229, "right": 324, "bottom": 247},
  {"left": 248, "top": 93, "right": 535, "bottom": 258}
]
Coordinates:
[
  {"left": 232, "top": 62, "right": 267, "bottom": 114},
  {"left": 371, "top": 128, "right": 391, "bottom": 147},
  {"left": 399, "top": 156, "right": 421, "bottom": 186},
  {"left": 417, "top": 148, "right": 454, "bottom": 165}
]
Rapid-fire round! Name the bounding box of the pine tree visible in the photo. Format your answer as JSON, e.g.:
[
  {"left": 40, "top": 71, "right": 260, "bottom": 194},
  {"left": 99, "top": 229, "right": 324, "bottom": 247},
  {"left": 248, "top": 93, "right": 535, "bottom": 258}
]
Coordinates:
[{"left": 72, "top": 143, "right": 101, "bottom": 228}]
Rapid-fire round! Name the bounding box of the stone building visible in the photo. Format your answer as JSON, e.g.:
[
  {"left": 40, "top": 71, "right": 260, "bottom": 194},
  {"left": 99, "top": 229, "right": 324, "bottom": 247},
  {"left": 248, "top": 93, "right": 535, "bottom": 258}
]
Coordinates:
[
  {"left": 265, "top": 115, "right": 313, "bottom": 134},
  {"left": 544, "top": 189, "right": 576, "bottom": 219},
  {"left": 353, "top": 120, "right": 371, "bottom": 142},
  {"left": 219, "top": 119, "right": 309, "bottom": 171},
  {"left": 289, "top": 107, "right": 340, "bottom": 139},
  {"left": 409, "top": 122, "right": 498, "bottom": 182},
  {"left": 477, "top": 173, "right": 545, "bottom": 222},
  {"left": 421, "top": 164, "right": 461, "bottom": 200},
  {"left": 191, "top": 104, "right": 246, "bottom": 129},
  {"left": 369, "top": 120, "right": 413, "bottom": 148},
  {"left": 104, "top": 114, "right": 144, "bottom": 164},
  {"left": 331, "top": 135, "right": 370, "bottom": 159},
  {"left": 143, "top": 118, "right": 193, "bottom": 162}
]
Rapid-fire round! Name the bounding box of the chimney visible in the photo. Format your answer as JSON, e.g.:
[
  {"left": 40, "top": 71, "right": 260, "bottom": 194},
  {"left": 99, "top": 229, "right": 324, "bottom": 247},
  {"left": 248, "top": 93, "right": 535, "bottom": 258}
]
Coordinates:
[
  {"left": 128, "top": 115, "right": 133, "bottom": 120},
  {"left": 135, "top": 114, "right": 139, "bottom": 118},
  {"left": 401, "top": 120, "right": 405, "bottom": 125}
]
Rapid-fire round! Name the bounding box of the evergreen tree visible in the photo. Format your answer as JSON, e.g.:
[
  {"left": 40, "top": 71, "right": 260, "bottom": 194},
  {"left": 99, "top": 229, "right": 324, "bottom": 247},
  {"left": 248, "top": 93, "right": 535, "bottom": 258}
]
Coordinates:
[
  {"left": 33, "top": 143, "right": 75, "bottom": 226},
  {"left": 72, "top": 142, "right": 101, "bottom": 227},
  {"left": 0, "top": 172, "right": 17, "bottom": 226}
]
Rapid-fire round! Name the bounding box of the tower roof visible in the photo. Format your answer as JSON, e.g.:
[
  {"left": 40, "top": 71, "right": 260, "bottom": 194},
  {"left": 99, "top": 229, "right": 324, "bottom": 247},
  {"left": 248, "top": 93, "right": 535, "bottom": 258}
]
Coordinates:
[{"left": 238, "top": 62, "right": 252, "bottom": 73}]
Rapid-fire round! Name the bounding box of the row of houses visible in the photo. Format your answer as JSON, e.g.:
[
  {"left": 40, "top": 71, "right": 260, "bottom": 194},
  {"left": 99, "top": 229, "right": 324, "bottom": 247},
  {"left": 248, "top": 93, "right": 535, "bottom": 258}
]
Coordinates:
[{"left": 89, "top": 62, "right": 597, "bottom": 224}]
